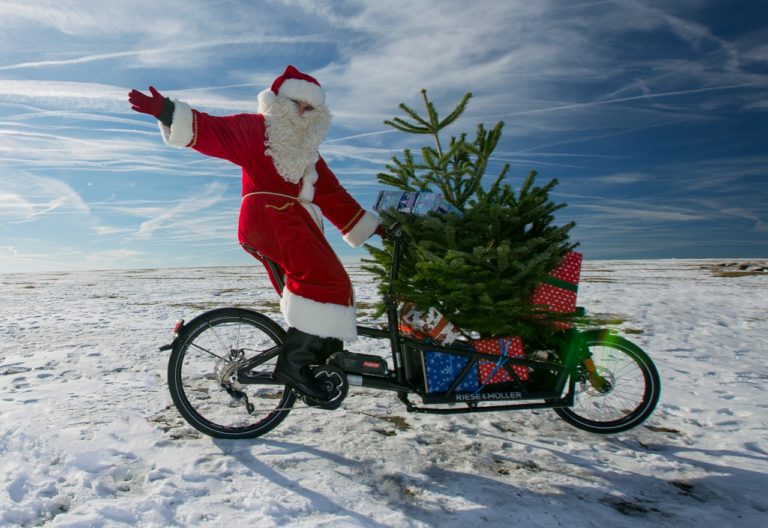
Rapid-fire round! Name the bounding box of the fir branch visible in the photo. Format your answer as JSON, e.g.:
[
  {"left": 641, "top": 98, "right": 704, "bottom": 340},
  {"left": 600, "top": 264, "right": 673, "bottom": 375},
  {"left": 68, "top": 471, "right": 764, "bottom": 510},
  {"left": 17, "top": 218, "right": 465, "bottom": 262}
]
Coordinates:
[
  {"left": 384, "top": 116, "right": 430, "bottom": 134},
  {"left": 438, "top": 92, "right": 472, "bottom": 129}
]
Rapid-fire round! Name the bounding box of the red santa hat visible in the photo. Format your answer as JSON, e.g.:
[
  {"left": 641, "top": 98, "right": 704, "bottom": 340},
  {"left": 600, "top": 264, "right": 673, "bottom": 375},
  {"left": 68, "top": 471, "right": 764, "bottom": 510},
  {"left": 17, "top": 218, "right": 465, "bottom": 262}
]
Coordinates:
[{"left": 264, "top": 65, "right": 325, "bottom": 108}]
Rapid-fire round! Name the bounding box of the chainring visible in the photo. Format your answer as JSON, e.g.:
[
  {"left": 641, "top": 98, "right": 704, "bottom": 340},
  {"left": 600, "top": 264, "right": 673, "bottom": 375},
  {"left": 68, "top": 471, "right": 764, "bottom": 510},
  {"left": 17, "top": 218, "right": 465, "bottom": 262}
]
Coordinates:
[{"left": 301, "top": 365, "right": 349, "bottom": 410}]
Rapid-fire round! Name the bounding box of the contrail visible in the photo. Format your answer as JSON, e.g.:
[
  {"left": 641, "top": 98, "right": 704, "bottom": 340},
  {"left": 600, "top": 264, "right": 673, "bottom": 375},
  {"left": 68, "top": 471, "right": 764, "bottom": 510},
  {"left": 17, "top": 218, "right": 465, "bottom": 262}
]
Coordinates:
[
  {"left": 506, "top": 83, "right": 765, "bottom": 116},
  {"left": 0, "top": 35, "right": 331, "bottom": 71}
]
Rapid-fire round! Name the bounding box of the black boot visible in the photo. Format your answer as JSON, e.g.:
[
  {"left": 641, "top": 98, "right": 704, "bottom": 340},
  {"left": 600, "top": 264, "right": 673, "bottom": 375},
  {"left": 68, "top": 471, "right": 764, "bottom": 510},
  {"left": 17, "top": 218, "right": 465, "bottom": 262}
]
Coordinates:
[
  {"left": 320, "top": 337, "right": 343, "bottom": 363},
  {"left": 273, "top": 328, "right": 331, "bottom": 401}
]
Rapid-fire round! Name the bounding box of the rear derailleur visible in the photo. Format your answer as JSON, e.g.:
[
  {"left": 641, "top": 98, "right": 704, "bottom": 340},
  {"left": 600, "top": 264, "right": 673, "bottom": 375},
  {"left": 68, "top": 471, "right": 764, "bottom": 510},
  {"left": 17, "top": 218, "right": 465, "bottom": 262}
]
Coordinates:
[{"left": 215, "top": 350, "right": 255, "bottom": 414}]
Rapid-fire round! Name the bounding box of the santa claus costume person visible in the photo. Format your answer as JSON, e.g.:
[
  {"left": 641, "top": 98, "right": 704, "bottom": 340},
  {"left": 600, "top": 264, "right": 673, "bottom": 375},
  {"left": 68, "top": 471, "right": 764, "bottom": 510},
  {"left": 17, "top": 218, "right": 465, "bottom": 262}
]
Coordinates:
[{"left": 128, "top": 65, "right": 382, "bottom": 402}]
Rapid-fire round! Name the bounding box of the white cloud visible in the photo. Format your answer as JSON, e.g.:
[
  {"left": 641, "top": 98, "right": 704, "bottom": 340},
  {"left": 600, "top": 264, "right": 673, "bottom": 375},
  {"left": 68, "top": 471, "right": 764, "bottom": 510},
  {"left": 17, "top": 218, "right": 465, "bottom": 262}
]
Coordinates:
[
  {"left": 574, "top": 202, "right": 708, "bottom": 223},
  {"left": 0, "top": 192, "right": 34, "bottom": 217},
  {"left": 590, "top": 172, "right": 652, "bottom": 185},
  {"left": 0, "top": 172, "right": 90, "bottom": 223},
  {"left": 0, "top": 1, "right": 229, "bottom": 36},
  {"left": 504, "top": 83, "right": 765, "bottom": 118},
  {"left": 93, "top": 225, "right": 131, "bottom": 236},
  {"left": 134, "top": 181, "right": 227, "bottom": 239},
  {"left": 314, "top": 1, "right": 550, "bottom": 121},
  {"left": 0, "top": 80, "right": 129, "bottom": 112},
  {"left": 0, "top": 35, "right": 332, "bottom": 72},
  {"left": 0, "top": 79, "right": 259, "bottom": 117},
  {"left": 691, "top": 197, "right": 768, "bottom": 234}
]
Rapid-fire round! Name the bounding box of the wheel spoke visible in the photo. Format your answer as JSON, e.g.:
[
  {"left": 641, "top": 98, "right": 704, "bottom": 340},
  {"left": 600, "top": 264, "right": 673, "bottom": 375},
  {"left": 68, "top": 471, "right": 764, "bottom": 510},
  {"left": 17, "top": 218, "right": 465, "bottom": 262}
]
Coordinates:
[
  {"left": 189, "top": 341, "right": 226, "bottom": 361},
  {"left": 206, "top": 321, "right": 231, "bottom": 356}
]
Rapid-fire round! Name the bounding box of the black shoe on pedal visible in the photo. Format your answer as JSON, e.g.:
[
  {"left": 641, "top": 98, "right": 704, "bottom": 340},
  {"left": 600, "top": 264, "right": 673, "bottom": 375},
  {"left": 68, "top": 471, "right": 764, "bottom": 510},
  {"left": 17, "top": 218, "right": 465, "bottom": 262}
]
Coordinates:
[{"left": 273, "top": 327, "right": 335, "bottom": 401}]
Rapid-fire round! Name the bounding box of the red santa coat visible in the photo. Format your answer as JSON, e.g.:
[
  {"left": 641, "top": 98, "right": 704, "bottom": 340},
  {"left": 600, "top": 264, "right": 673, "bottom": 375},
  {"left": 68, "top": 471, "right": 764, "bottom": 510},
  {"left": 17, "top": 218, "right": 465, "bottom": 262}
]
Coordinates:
[{"left": 159, "top": 100, "right": 378, "bottom": 341}]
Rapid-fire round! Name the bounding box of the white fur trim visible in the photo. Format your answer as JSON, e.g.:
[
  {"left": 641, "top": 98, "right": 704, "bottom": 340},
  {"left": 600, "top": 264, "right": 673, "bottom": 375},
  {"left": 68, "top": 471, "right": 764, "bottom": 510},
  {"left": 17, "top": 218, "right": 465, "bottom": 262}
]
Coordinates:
[
  {"left": 299, "top": 167, "right": 323, "bottom": 230},
  {"left": 280, "top": 288, "right": 357, "bottom": 341},
  {"left": 159, "top": 99, "right": 194, "bottom": 148},
  {"left": 257, "top": 88, "right": 276, "bottom": 115},
  {"left": 299, "top": 166, "right": 318, "bottom": 202},
  {"left": 301, "top": 202, "right": 324, "bottom": 231},
  {"left": 343, "top": 211, "right": 380, "bottom": 248},
  {"left": 277, "top": 78, "right": 325, "bottom": 107}
]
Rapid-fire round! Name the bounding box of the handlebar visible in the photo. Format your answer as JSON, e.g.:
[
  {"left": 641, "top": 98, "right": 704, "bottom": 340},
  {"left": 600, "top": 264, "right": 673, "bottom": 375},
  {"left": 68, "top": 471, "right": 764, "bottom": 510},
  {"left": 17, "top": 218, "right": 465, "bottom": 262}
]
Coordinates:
[{"left": 386, "top": 221, "right": 402, "bottom": 239}]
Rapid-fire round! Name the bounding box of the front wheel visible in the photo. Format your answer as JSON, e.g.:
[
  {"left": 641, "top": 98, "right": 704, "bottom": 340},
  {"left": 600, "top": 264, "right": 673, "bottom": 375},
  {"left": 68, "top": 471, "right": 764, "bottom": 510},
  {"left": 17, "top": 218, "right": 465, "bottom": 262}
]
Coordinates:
[
  {"left": 167, "top": 307, "right": 296, "bottom": 439},
  {"left": 554, "top": 330, "right": 660, "bottom": 434}
]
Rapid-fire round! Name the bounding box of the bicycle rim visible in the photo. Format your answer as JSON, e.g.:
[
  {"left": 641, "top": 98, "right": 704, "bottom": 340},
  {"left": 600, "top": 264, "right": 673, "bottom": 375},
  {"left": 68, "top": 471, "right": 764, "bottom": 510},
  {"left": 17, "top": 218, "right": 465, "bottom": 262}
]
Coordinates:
[
  {"left": 168, "top": 308, "right": 295, "bottom": 439},
  {"left": 554, "top": 331, "right": 660, "bottom": 434}
]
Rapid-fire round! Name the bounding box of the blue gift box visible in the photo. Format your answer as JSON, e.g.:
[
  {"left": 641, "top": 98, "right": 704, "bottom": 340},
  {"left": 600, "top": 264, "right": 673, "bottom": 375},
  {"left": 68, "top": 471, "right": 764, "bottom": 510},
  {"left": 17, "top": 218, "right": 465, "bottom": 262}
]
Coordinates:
[
  {"left": 374, "top": 191, "right": 462, "bottom": 217},
  {"left": 424, "top": 350, "right": 479, "bottom": 394}
]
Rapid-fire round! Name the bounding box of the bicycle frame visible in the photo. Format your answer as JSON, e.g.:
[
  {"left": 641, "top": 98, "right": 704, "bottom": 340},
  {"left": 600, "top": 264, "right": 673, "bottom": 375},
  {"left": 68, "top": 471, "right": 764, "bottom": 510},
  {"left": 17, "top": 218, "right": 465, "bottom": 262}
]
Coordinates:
[{"left": 236, "top": 223, "right": 590, "bottom": 415}]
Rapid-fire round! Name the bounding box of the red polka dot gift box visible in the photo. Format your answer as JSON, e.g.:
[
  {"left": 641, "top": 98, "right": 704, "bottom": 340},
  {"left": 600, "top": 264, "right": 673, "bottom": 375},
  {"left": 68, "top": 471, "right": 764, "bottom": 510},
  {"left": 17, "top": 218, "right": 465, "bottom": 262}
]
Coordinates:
[
  {"left": 473, "top": 336, "right": 529, "bottom": 385},
  {"left": 531, "top": 252, "right": 583, "bottom": 330}
]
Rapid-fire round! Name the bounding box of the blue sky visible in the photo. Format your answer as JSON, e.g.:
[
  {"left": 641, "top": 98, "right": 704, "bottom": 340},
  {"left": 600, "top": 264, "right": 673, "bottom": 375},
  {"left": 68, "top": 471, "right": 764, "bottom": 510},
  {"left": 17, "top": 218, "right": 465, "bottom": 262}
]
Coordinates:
[{"left": 1, "top": 0, "right": 766, "bottom": 273}]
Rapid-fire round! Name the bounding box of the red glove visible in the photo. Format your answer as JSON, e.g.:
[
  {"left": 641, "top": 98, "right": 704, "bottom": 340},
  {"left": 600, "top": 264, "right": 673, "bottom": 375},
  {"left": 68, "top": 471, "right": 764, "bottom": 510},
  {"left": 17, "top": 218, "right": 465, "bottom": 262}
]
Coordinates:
[{"left": 128, "top": 86, "right": 166, "bottom": 118}]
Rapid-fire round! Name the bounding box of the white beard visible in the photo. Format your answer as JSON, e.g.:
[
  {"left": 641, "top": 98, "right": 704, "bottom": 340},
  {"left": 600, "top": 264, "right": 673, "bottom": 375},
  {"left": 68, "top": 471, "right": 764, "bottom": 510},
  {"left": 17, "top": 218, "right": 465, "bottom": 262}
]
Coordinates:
[{"left": 260, "top": 95, "right": 332, "bottom": 184}]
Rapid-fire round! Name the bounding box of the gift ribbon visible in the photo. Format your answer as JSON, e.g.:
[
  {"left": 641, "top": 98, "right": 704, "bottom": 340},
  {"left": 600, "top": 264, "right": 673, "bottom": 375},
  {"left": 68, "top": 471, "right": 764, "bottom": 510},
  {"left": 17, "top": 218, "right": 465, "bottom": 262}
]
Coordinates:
[
  {"left": 477, "top": 337, "right": 511, "bottom": 390},
  {"left": 541, "top": 276, "right": 579, "bottom": 292}
]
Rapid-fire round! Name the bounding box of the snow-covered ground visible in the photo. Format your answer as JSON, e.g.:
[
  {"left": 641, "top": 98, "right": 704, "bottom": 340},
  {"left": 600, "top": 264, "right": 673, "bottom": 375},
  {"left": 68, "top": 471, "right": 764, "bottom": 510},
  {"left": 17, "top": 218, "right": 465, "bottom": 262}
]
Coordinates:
[{"left": 1, "top": 259, "right": 766, "bottom": 527}]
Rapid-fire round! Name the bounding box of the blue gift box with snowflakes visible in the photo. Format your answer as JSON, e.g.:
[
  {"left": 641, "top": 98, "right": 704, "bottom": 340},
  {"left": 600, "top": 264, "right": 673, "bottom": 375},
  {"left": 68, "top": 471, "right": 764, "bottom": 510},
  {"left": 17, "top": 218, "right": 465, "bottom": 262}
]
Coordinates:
[
  {"left": 374, "top": 190, "right": 462, "bottom": 217},
  {"left": 423, "top": 349, "right": 480, "bottom": 394}
]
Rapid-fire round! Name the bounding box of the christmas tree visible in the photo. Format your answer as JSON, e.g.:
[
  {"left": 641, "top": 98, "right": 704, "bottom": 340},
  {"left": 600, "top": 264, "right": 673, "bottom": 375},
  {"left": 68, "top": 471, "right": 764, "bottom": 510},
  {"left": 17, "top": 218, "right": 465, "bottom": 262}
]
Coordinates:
[{"left": 363, "top": 90, "right": 577, "bottom": 340}]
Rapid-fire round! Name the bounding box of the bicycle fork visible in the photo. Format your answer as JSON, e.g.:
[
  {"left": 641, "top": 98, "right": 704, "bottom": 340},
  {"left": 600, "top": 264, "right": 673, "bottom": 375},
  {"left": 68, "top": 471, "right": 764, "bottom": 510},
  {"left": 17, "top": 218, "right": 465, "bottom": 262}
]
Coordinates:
[{"left": 582, "top": 357, "right": 611, "bottom": 392}]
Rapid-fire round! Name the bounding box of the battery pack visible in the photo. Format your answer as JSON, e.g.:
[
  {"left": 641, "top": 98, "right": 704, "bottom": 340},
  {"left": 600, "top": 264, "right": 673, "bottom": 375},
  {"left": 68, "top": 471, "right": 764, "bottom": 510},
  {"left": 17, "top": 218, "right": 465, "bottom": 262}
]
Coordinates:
[{"left": 333, "top": 352, "right": 388, "bottom": 376}]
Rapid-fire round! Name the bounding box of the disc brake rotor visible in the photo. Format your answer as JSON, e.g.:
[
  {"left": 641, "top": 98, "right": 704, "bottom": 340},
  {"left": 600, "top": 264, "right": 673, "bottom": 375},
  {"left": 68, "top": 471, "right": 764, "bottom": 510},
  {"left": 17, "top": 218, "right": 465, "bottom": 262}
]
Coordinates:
[{"left": 581, "top": 366, "right": 615, "bottom": 396}]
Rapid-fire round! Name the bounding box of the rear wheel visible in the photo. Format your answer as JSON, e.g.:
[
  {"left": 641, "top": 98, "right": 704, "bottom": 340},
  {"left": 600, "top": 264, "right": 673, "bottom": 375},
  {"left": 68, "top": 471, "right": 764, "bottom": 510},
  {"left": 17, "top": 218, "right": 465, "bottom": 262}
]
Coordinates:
[
  {"left": 167, "top": 308, "right": 296, "bottom": 439},
  {"left": 554, "top": 330, "right": 660, "bottom": 434}
]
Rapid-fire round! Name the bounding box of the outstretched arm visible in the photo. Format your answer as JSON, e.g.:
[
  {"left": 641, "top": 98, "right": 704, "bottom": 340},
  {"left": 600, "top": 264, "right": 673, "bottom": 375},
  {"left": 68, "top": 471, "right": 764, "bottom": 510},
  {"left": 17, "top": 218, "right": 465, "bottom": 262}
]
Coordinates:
[{"left": 128, "top": 86, "right": 260, "bottom": 166}]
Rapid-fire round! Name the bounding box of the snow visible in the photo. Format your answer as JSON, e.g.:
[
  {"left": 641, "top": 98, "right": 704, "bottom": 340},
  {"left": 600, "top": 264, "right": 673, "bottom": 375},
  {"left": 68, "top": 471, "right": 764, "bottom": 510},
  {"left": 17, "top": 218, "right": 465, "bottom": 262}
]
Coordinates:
[{"left": 1, "top": 260, "right": 766, "bottom": 527}]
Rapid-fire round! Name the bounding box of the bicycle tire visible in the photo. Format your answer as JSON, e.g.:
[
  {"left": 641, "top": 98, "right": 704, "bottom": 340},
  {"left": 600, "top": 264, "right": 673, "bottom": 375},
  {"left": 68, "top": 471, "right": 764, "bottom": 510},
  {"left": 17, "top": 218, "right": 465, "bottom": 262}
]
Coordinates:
[
  {"left": 167, "top": 307, "right": 296, "bottom": 439},
  {"left": 553, "top": 330, "right": 660, "bottom": 434}
]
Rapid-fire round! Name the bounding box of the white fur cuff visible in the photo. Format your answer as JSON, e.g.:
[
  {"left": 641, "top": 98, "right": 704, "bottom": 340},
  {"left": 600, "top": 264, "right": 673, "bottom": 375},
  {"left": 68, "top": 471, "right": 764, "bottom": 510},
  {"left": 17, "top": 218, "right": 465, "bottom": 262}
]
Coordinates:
[
  {"left": 159, "top": 99, "right": 194, "bottom": 148},
  {"left": 280, "top": 289, "right": 358, "bottom": 341},
  {"left": 343, "top": 211, "right": 379, "bottom": 248}
]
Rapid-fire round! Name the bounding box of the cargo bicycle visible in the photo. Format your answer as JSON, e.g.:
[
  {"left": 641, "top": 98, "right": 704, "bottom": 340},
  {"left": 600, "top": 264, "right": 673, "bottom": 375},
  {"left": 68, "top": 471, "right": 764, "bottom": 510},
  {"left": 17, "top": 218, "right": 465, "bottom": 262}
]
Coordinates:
[{"left": 162, "top": 224, "right": 661, "bottom": 439}]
